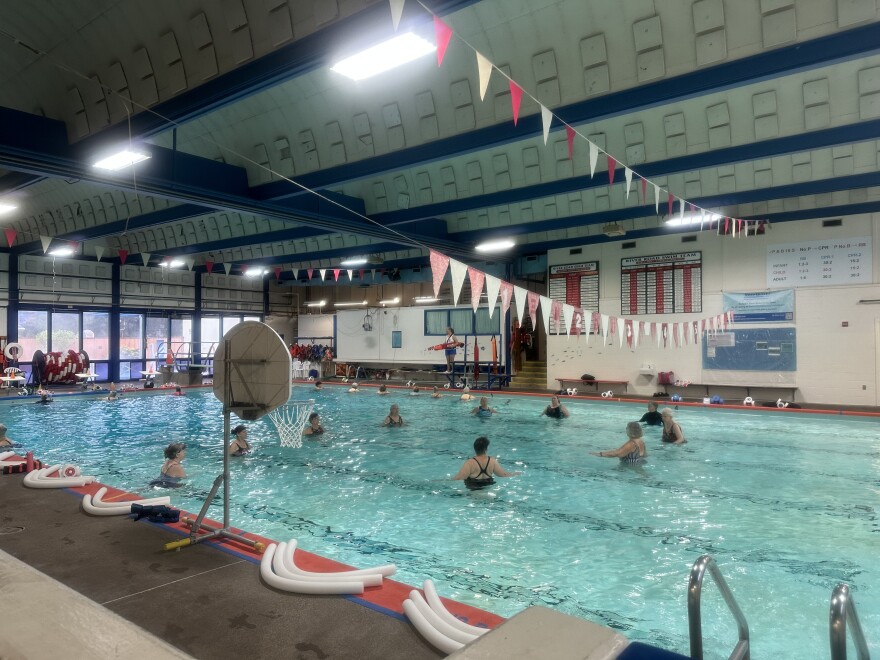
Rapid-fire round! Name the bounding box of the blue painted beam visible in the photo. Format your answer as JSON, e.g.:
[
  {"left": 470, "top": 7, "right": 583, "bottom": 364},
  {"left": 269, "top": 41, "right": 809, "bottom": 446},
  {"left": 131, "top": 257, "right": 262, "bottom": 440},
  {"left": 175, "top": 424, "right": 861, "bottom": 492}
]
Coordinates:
[
  {"left": 252, "top": 22, "right": 880, "bottom": 199},
  {"left": 81, "top": 0, "right": 480, "bottom": 145},
  {"left": 0, "top": 171, "right": 44, "bottom": 195}
]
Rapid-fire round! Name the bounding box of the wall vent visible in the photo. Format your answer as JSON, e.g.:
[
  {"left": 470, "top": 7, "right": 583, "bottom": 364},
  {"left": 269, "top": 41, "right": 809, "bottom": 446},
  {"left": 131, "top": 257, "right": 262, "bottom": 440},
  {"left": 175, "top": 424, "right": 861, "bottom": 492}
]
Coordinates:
[
  {"left": 822, "top": 218, "right": 842, "bottom": 227},
  {"left": 681, "top": 235, "right": 697, "bottom": 243},
  {"left": 622, "top": 241, "right": 636, "bottom": 249},
  {"left": 569, "top": 248, "right": 582, "bottom": 255},
  {"left": 526, "top": 255, "right": 538, "bottom": 261}
]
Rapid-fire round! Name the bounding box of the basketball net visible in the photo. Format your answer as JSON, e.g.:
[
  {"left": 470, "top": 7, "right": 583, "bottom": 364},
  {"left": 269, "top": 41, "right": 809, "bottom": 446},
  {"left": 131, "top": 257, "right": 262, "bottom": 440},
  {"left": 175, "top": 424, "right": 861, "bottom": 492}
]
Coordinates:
[{"left": 268, "top": 399, "right": 314, "bottom": 449}]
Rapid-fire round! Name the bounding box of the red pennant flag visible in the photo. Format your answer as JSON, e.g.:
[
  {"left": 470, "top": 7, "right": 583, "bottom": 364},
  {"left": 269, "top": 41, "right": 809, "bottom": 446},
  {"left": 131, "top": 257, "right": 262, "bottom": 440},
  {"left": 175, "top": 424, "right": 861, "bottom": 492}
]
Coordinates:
[
  {"left": 509, "top": 81, "right": 523, "bottom": 126},
  {"left": 118, "top": 249, "right": 128, "bottom": 265},
  {"left": 565, "top": 126, "right": 576, "bottom": 160},
  {"left": 724, "top": 217, "right": 730, "bottom": 234},
  {"left": 306, "top": 268, "right": 313, "bottom": 280},
  {"left": 3, "top": 227, "right": 16, "bottom": 247},
  {"left": 667, "top": 193, "right": 674, "bottom": 216},
  {"left": 274, "top": 266, "right": 282, "bottom": 281},
  {"left": 333, "top": 269, "right": 340, "bottom": 282},
  {"left": 673, "top": 323, "right": 679, "bottom": 347},
  {"left": 737, "top": 219, "right": 743, "bottom": 236},
  {"left": 607, "top": 156, "right": 616, "bottom": 185},
  {"left": 551, "top": 300, "right": 562, "bottom": 323},
  {"left": 661, "top": 323, "right": 669, "bottom": 347},
  {"left": 429, "top": 249, "right": 450, "bottom": 297},
  {"left": 526, "top": 291, "right": 539, "bottom": 329},
  {"left": 433, "top": 16, "right": 453, "bottom": 66},
  {"left": 641, "top": 178, "right": 647, "bottom": 204},
  {"left": 688, "top": 203, "right": 695, "bottom": 214},
  {"left": 625, "top": 320, "right": 634, "bottom": 348},
  {"left": 359, "top": 269, "right": 365, "bottom": 281},
  {"left": 592, "top": 312, "right": 601, "bottom": 334},
  {"left": 609, "top": 316, "right": 617, "bottom": 334},
  {"left": 499, "top": 281, "right": 514, "bottom": 316}
]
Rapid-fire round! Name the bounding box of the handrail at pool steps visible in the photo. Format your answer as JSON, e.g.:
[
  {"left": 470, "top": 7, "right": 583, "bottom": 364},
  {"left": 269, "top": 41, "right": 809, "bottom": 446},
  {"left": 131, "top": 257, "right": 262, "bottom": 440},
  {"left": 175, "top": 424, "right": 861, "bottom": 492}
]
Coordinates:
[
  {"left": 829, "top": 583, "right": 871, "bottom": 660},
  {"left": 688, "top": 555, "right": 750, "bottom": 660}
]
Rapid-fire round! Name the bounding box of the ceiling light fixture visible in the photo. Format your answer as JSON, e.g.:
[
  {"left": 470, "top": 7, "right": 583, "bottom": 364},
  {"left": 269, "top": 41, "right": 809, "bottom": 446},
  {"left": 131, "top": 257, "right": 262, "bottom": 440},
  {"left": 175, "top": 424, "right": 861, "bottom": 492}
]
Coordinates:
[
  {"left": 305, "top": 300, "right": 327, "bottom": 308},
  {"left": 330, "top": 32, "right": 436, "bottom": 81},
  {"left": 379, "top": 297, "right": 400, "bottom": 305},
  {"left": 160, "top": 259, "right": 185, "bottom": 268},
  {"left": 339, "top": 256, "right": 368, "bottom": 267},
  {"left": 245, "top": 267, "right": 268, "bottom": 277},
  {"left": 666, "top": 212, "right": 719, "bottom": 227},
  {"left": 475, "top": 238, "right": 515, "bottom": 253},
  {"left": 0, "top": 202, "right": 18, "bottom": 214},
  {"left": 414, "top": 296, "right": 440, "bottom": 304},
  {"left": 48, "top": 246, "right": 74, "bottom": 257},
  {"left": 334, "top": 300, "right": 368, "bottom": 307},
  {"left": 93, "top": 149, "right": 151, "bottom": 171}
]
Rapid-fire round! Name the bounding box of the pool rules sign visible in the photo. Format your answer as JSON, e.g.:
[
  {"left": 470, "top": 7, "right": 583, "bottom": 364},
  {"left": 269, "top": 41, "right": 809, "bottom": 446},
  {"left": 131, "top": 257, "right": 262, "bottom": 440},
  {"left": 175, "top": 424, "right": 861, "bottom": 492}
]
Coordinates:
[{"left": 766, "top": 237, "right": 872, "bottom": 288}]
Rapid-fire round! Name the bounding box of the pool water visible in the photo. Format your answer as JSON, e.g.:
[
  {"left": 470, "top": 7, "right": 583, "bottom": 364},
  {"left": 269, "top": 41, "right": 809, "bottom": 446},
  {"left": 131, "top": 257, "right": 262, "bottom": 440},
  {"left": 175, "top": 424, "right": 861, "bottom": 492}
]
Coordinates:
[{"left": 5, "top": 387, "right": 879, "bottom": 658}]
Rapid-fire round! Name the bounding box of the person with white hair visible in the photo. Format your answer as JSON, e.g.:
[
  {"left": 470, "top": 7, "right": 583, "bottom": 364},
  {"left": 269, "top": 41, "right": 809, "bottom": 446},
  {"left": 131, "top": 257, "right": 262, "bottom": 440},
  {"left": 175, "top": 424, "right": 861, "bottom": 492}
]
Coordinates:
[
  {"left": 592, "top": 422, "right": 646, "bottom": 462},
  {"left": 347, "top": 382, "right": 360, "bottom": 393},
  {"left": 460, "top": 386, "right": 474, "bottom": 402},
  {"left": 660, "top": 408, "right": 686, "bottom": 444}
]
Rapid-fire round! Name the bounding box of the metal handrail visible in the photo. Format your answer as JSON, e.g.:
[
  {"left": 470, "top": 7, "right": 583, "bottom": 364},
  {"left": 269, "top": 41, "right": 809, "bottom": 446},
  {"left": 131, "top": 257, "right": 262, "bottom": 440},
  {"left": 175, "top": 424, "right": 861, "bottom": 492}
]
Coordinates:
[
  {"left": 830, "top": 584, "right": 871, "bottom": 660},
  {"left": 688, "top": 555, "right": 750, "bottom": 660}
]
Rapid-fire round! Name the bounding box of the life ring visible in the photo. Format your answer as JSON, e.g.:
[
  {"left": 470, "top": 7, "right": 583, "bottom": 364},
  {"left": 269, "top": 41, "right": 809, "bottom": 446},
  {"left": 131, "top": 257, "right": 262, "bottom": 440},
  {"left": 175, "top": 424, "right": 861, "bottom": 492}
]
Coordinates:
[
  {"left": 4, "top": 342, "right": 23, "bottom": 360},
  {"left": 62, "top": 465, "right": 81, "bottom": 478},
  {"left": 405, "top": 380, "right": 414, "bottom": 387},
  {"left": 566, "top": 388, "right": 577, "bottom": 396},
  {"left": 743, "top": 397, "right": 755, "bottom": 406},
  {"left": 776, "top": 398, "right": 789, "bottom": 409},
  {"left": 455, "top": 381, "right": 464, "bottom": 389},
  {"left": 443, "top": 383, "right": 450, "bottom": 389},
  {"left": 307, "top": 376, "right": 314, "bottom": 382},
  {"left": 601, "top": 390, "right": 613, "bottom": 398}
]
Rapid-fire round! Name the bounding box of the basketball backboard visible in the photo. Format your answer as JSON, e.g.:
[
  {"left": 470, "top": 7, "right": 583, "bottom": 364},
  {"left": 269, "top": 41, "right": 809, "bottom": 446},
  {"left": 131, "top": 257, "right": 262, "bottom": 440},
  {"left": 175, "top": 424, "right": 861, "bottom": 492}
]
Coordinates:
[{"left": 213, "top": 322, "right": 291, "bottom": 420}]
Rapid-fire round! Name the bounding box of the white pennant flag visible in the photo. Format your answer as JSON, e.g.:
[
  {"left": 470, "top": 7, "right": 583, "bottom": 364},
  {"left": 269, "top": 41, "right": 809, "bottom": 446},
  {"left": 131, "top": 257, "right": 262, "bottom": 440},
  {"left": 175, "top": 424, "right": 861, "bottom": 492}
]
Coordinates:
[
  {"left": 562, "top": 303, "right": 575, "bottom": 338},
  {"left": 347, "top": 269, "right": 353, "bottom": 281},
  {"left": 583, "top": 314, "right": 591, "bottom": 345},
  {"left": 617, "top": 317, "right": 626, "bottom": 348},
  {"left": 657, "top": 325, "right": 664, "bottom": 348},
  {"left": 476, "top": 51, "right": 493, "bottom": 101},
  {"left": 389, "top": 0, "right": 405, "bottom": 30},
  {"left": 484, "top": 274, "right": 501, "bottom": 317},
  {"left": 589, "top": 141, "right": 599, "bottom": 178},
  {"left": 371, "top": 269, "right": 376, "bottom": 281},
  {"left": 514, "top": 286, "right": 528, "bottom": 323},
  {"left": 633, "top": 322, "right": 641, "bottom": 349},
  {"left": 700, "top": 209, "right": 706, "bottom": 231},
  {"left": 653, "top": 184, "right": 660, "bottom": 214},
  {"left": 94, "top": 245, "right": 104, "bottom": 261},
  {"left": 539, "top": 296, "right": 553, "bottom": 335},
  {"left": 600, "top": 314, "right": 610, "bottom": 339},
  {"left": 184, "top": 258, "right": 195, "bottom": 271},
  {"left": 40, "top": 236, "right": 52, "bottom": 253},
  {"left": 141, "top": 252, "right": 151, "bottom": 267},
  {"left": 449, "top": 259, "right": 468, "bottom": 305},
  {"left": 291, "top": 268, "right": 298, "bottom": 280},
  {"left": 319, "top": 268, "right": 326, "bottom": 280},
  {"left": 541, "top": 105, "right": 553, "bottom": 145},
  {"left": 679, "top": 198, "right": 686, "bottom": 222},
  {"left": 223, "top": 262, "right": 232, "bottom": 275},
  {"left": 624, "top": 168, "right": 633, "bottom": 199},
  {"left": 677, "top": 322, "right": 685, "bottom": 348}
]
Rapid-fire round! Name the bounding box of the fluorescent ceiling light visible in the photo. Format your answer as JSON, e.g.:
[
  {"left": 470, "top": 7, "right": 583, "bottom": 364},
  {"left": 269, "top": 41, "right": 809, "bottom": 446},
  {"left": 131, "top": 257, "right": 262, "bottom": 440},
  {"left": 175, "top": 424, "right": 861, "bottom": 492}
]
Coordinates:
[
  {"left": 93, "top": 149, "right": 151, "bottom": 171},
  {"left": 475, "top": 238, "right": 515, "bottom": 253},
  {"left": 340, "top": 256, "right": 368, "bottom": 267},
  {"left": 666, "top": 212, "right": 719, "bottom": 227},
  {"left": 330, "top": 32, "right": 436, "bottom": 81},
  {"left": 48, "top": 247, "right": 74, "bottom": 257},
  {"left": 334, "top": 300, "right": 368, "bottom": 307},
  {"left": 245, "top": 267, "right": 268, "bottom": 277},
  {"left": 379, "top": 297, "right": 400, "bottom": 305},
  {"left": 305, "top": 300, "right": 326, "bottom": 307},
  {"left": 0, "top": 202, "right": 17, "bottom": 214},
  {"left": 414, "top": 296, "right": 440, "bottom": 304},
  {"left": 160, "top": 259, "right": 185, "bottom": 268}
]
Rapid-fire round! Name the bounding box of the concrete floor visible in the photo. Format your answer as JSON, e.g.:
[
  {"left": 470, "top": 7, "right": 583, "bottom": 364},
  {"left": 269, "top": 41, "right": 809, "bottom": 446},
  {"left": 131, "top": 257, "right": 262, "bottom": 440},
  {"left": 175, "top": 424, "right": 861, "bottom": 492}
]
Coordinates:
[{"left": 0, "top": 473, "right": 442, "bottom": 660}]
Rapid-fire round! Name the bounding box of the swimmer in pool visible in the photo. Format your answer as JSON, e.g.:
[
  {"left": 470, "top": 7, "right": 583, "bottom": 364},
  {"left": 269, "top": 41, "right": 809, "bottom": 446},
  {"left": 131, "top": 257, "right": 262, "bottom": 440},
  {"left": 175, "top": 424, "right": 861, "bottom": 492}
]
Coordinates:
[
  {"left": 303, "top": 412, "right": 324, "bottom": 436},
  {"left": 541, "top": 395, "right": 569, "bottom": 418},
  {"left": 149, "top": 442, "right": 187, "bottom": 488},
  {"left": 377, "top": 384, "right": 389, "bottom": 395},
  {"left": 431, "top": 386, "right": 442, "bottom": 398},
  {"left": 348, "top": 382, "right": 360, "bottom": 393},
  {"left": 660, "top": 408, "right": 686, "bottom": 444},
  {"left": 592, "top": 422, "right": 647, "bottom": 463},
  {"left": 314, "top": 380, "right": 323, "bottom": 391},
  {"left": 471, "top": 397, "right": 498, "bottom": 418},
  {"left": 460, "top": 386, "right": 474, "bottom": 402},
  {"left": 0, "top": 424, "right": 20, "bottom": 448},
  {"left": 382, "top": 404, "right": 404, "bottom": 426},
  {"left": 228, "top": 424, "right": 251, "bottom": 456},
  {"left": 172, "top": 386, "right": 185, "bottom": 396},
  {"left": 451, "top": 436, "right": 521, "bottom": 490},
  {"left": 639, "top": 402, "right": 663, "bottom": 426},
  {"left": 411, "top": 385, "right": 420, "bottom": 395}
]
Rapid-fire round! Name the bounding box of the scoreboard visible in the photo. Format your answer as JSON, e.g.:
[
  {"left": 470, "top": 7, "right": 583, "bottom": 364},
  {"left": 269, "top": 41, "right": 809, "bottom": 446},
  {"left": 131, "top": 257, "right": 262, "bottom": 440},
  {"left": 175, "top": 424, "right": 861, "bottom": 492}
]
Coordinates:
[{"left": 621, "top": 252, "right": 702, "bottom": 315}]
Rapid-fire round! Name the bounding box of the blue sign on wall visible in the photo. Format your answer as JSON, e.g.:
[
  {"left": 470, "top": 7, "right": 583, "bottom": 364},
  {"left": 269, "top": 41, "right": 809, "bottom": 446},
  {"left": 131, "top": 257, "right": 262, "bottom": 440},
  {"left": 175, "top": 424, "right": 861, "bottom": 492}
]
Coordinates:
[
  {"left": 702, "top": 328, "right": 796, "bottom": 372},
  {"left": 723, "top": 290, "right": 794, "bottom": 323}
]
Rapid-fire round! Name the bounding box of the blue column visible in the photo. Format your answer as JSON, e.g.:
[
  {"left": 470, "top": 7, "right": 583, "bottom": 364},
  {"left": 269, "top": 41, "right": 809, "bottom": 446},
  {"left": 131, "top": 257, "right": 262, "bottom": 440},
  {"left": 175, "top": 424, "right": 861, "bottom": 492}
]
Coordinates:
[
  {"left": 109, "top": 263, "right": 120, "bottom": 382},
  {"left": 7, "top": 253, "right": 18, "bottom": 342},
  {"left": 192, "top": 271, "right": 202, "bottom": 361}
]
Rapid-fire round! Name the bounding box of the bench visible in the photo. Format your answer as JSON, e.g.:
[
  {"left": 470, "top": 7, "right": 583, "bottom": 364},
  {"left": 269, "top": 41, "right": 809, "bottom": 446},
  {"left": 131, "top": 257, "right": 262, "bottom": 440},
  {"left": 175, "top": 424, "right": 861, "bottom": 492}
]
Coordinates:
[
  {"left": 661, "top": 382, "right": 797, "bottom": 402},
  {"left": 556, "top": 377, "right": 629, "bottom": 394}
]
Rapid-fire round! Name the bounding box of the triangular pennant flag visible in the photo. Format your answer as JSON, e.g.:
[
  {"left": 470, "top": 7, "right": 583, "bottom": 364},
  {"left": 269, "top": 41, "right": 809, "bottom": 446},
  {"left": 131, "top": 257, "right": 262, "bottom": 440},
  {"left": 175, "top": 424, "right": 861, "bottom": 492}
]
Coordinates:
[
  {"left": 633, "top": 321, "right": 641, "bottom": 349},
  {"left": 661, "top": 323, "right": 669, "bottom": 348},
  {"left": 371, "top": 269, "right": 376, "bottom": 281},
  {"left": 333, "top": 269, "right": 340, "bottom": 282},
  {"left": 527, "top": 291, "right": 540, "bottom": 329},
  {"left": 562, "top": 303, "right": 575, "bottom": 338},
  {"left": 291, "top": 268, "right": 298, "bottom": 280},
  {"left": 641, "top": 177, "right": 647, "bottom": 204},
  {"left": 679, "top": 198, "right": 686, "bottom": 222},
  {"left": 699, "top": 209, "right": 706, "bottom": 231},
  {"left": 514, "top": 286, "right": 528, "bottom": 322},
  {"left": 550, "top": 299, "right": 562, "bottom": 324},
  {"left": 653, "top": 184, "right": 660, "bottom": 214},
  {"left": 539, "top": 295, "right": 553, "bottom": 335},
  {"left": 205, "top": 259, "right": 213, "bottom": 273},
  {"left": 3, "top": 228, "right": 16, "bottom": 247},
  {"left": 600, "top": 314, "right": 610, "bottom": 339},
  {"left": 484, "top": 274, "right": 501, "bottom": 318},
  {"left": 674, "top": 323, "right": 681, "bottom": 348},
  {"left": 540, "top": 105, "right": 553, "bottom": 144},
  {"left": 607, "top": 155, "right": 616, "bottom": 185},
  {"left": 141, "top": 252, "right": 151, "bottom": 267},
  {"left": 346, "top": 269, "right": 353, "bottom": 280},
  {"left": 573, "top": 308, "right": 583, "bottom": 337},
  {"left": 738, "top": 219, "right": 744, "bottom": 237},
  {"left": 429, "top": 249, "right": 450, "bottom": 297},
  {"left": 319, "top": 268, "right": 327, "bottom": 280},
  {"left": 40, "top": 236, "right": 52, "bottom": 253},
  {"left": 467, "top": 267, "right": 485, "bottom": 312},
  {"left": 499, "top": 282, "right": 514, "bottom": 317},
  {"left": 307, "top": 268, "right": 313, "bottom": 280},
  {"left": 389, "top": 0, "right": 405, "bottom": 30},
  {"left": 617, "top": 317, "right": 626, "bottom": 348},
  {"left": 566, "top": 125, "right": 576, "bottom": 160},
  {"left": 624, "top": 168, "right": 633, "bottom": 199},
  {"left": 184, "top": 258, "right": 195, "bottom": 271},
  {"left": 509, "top": 80, "right": 523, "bottom": 126},
  {"left": 359, "top": 269, "right": 365, "bottom": 281},
  {"left": 449, "top": 259, "right": 468, "bottom": 305},
  {"left": 433, "top": 16, "right": 453, "bottom": 66},
  {"left": 667, "top": 193, "right": 674, "bottom": 217},
  {"left": 274, "top": 266, "right": 282, "bottom": 281},
  {"left": 94, "top": 245, "right": 104, "bottom": 262},
  {"left": 724, "top": 217, "right": 730, "bottom": 234},
  {"left": 701, "top": 318, "right": 706, "bottom": 336},
  {"left": 476, "top": 51, "right": 493, "bottom": 101},
  {"left": 589, "top": 141, "right": 598, "bottom": 178},
  {"left": 223, "top": 262, "right": 232, "bottom": 275}
]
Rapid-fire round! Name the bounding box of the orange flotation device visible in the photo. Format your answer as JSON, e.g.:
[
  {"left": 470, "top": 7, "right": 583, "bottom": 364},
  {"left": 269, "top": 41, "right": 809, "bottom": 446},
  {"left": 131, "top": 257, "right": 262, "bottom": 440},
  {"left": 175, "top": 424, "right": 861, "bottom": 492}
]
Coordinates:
[
  {"left": 473, "top": 343, "right": 480, "bottom": 379},
  {"left": 491, "top": 336, "right": 498, "bottom": 373},
  {"left": 428, "top": 342, "right": 464, "bottom": 350}
]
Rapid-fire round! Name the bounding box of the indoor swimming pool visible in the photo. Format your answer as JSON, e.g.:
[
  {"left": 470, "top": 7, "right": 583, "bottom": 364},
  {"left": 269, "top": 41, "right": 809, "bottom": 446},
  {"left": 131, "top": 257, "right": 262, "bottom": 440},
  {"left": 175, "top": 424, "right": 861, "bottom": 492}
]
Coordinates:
[{"left": 4, "top": 387, "right": 878, "bottom": 658}]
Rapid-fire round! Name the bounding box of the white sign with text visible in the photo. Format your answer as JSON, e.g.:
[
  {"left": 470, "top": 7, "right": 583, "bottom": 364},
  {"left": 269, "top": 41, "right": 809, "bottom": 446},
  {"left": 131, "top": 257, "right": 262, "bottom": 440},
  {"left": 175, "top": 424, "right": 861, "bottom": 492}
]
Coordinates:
[{"left": 766, "top": 237, "right": 872, "bottom": 288}]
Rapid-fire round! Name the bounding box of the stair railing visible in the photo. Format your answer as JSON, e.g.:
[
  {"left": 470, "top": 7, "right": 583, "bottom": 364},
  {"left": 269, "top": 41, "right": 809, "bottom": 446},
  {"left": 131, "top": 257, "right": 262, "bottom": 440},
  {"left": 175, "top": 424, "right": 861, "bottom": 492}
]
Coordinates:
[
  {"left": 687, "top": 555, "right": 750, "bottom": 660},
  {"left": 830, "top": 583, "right": 870, "bottom": 660}
]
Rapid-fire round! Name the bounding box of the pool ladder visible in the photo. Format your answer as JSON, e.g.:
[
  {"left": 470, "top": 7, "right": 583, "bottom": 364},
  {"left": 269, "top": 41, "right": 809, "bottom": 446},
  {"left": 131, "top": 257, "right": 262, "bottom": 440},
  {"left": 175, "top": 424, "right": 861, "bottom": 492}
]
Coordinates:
[
  {"left": 687, "top": 555, "right": 750, "bottom": 660},
  {"left": 830, "top": 583, "right": 870, "bottom": 660}
]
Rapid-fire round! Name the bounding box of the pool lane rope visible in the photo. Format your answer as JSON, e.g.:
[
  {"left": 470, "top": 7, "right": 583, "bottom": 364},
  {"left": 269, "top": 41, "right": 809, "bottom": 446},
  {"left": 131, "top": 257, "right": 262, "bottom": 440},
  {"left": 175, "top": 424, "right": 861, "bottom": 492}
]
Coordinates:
[
  {"left": 402, "top": 579, "right": 489, "bottom": 654},
  {"left": 81, "top": 486, "right": 171, "bottom": 516}
]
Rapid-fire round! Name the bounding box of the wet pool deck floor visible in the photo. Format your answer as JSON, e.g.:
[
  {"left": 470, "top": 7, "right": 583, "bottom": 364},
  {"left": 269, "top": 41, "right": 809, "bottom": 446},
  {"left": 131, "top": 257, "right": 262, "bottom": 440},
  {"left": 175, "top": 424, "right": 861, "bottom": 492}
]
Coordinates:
[{"left": 0, "top": 473, "right": 444, "bottom": 660}]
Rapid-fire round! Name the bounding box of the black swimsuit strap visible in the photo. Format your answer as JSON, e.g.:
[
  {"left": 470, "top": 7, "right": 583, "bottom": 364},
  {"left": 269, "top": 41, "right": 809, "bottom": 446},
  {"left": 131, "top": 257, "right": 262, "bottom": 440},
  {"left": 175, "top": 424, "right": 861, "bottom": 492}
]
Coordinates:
[{"left": 471, "top": 456, "right": 492, "bottom": 477}]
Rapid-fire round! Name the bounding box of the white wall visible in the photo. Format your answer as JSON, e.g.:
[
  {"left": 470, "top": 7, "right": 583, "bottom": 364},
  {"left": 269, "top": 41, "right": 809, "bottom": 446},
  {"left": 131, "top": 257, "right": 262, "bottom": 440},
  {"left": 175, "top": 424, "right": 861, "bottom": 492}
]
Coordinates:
[{"left": 545, "top": 213, "right": 880, "bottom": 405}]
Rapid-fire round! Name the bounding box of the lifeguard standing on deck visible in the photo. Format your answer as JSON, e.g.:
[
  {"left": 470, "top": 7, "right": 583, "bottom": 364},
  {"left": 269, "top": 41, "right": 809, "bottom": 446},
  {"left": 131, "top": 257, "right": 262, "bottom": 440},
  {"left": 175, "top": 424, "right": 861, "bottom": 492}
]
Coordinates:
[{"left": 443, "top": 327, "right": 458, "bottom": 374}]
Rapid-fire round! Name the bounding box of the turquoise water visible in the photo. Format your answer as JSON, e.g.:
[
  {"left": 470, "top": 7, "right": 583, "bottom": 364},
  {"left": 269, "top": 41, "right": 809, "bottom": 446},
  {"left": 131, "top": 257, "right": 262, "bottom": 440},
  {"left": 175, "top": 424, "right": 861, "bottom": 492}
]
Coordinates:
[{"left": 4, "top": 387, "right": 879, "bottom": 658}]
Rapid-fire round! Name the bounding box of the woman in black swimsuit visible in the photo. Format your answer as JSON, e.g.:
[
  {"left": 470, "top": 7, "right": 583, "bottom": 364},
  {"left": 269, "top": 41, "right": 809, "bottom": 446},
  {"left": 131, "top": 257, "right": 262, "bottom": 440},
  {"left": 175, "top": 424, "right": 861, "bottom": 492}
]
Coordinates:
[
  {"left": 303, "top": 412, "right": 324, "bottom": 436},
  {"left": 451, "top": 436, "right": 521, "bottom": 490},
  {"left": 228, "top": 424, "right": 251, "bottom": 456},
  {"left": 541, "top": 395, "right": 570, "bottom": 418},
  {"left": 660, "top": 408, "right": 686, "bottom": 444},
  {"left": 382, "top": 404, "right": 404, "bottom": 426}
]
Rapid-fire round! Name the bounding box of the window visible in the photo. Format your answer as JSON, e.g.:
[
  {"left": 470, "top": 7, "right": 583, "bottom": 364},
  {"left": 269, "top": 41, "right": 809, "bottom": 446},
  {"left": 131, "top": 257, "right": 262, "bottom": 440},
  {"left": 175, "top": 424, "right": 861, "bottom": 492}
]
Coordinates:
[
  {"left": 391, "top": 330, "right": 402, "bottom": 349},
  {"left": 145, "top": 316, "right": 168, "bottom": 369},
  {"left": 51, "top": 312, "right": 80, "bottom": 352},
  {"left": 222, "top": 316, "right": 241, "bottom": 336},
  {"left": 424, "top": 310, "right": 448, "bottom": 335},
  {"left": 424, "top": 309, "right": 498, "bottom": 336},
  {"left": 474, "top": 308, "right": 501, "bottom": 335},
  {"left": 170, "top": 317, "right": 192, "bottom": 355},
  {"left": 18, "top": 310, "right": 48, "bottom": 357},
  {"left": 120, "top": 313, "right": 144, "bottom": 359},
  {"left": 83, "top": 312, "right": 110, "bottom": 360},
  {"left": 449, "top": 309, "right": 473, "bottom": 335},
  {"left": 201, "top": 317, "right": 221, "bottom": 346}
]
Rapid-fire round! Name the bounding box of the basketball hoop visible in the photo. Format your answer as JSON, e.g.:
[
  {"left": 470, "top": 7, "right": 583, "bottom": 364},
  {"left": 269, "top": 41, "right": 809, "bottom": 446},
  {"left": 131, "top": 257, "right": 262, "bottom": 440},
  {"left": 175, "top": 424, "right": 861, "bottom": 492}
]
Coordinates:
[{"left": 268, "top": 399, "right": 314, "bottom": 449}]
